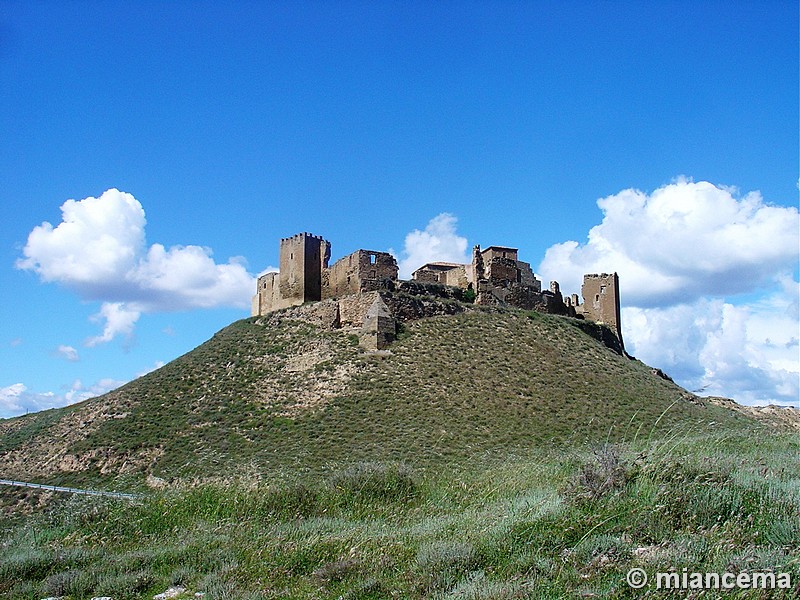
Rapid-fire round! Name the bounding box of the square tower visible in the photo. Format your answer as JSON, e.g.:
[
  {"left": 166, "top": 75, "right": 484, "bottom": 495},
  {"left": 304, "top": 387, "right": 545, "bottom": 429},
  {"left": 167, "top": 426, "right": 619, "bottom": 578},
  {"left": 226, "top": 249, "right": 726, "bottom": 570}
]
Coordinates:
[
  {"left": 581, "top": 273, "right": 623, "bottom": 345},
  {"left": 278, "top": 233, "right": 331, "bottom": 305}
]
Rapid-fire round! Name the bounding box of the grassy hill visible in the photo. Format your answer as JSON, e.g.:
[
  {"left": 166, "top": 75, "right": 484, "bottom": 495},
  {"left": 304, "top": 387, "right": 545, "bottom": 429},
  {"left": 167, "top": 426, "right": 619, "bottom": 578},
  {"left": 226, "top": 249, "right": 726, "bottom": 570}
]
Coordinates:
[
  {"left": 0, "top": 304, "right": 797, "bottom": 599},
  {"left": 0, "top": 305, "right": 757, "bottom": 487}
]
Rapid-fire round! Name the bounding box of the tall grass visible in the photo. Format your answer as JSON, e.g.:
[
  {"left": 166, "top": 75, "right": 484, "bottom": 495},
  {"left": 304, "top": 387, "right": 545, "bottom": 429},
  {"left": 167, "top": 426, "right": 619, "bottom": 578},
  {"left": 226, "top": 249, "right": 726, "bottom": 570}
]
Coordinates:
[{"left": 1, "top": 430, "right": 797, "bottom": 599}]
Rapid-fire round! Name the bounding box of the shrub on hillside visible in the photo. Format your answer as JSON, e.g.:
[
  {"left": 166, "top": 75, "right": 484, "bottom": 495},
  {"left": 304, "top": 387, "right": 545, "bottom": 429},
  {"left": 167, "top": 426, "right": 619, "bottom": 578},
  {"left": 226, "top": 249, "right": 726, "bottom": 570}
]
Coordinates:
[{"left": 564, "top": 444, "right": 630, "bottom": 502}]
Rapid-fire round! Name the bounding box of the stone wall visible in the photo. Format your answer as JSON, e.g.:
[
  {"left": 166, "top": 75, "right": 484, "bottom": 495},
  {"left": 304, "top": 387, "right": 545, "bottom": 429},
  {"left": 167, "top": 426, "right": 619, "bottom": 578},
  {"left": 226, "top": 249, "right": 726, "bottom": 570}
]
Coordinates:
[
  {"left": 486, "top": 256, "right": 519, "bottom": 286},
  {"left": 411, "top": 263, "right": 467, "bottom": 286},
  {"left": 517, "top": 260, "right": 540, "bottom": 290},
  {"left": 442, "top": 264, "right": 469, "bottom": 288},
  {"left": 411, "top": 268, "right": 441, "bottom": 284},
  {"left": 253, "top": 272, "right": 282, "bottom": 315},
  {"left": 481, "top": 246, "right": 518, "bottom": 263},
  {"left": 338, "top": 292, "right": 383, "bottom": 328}
]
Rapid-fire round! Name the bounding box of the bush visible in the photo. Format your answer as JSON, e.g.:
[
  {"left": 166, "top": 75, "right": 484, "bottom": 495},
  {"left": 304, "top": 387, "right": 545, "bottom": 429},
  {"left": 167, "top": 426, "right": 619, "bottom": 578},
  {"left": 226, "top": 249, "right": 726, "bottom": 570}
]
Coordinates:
[
  {"left": 438, "top": 571, "right": 527, "bottom": 599},
  {"left": 312, "top": 558, "right": 359, "bottom": 583},
  {"left": 0, "top": 548, "right": 53, "bottom": 582},
  {"left": 94, "top": 570, "right": 156, "bottom": 599},
  {"left": 564, "top": 445, "right": 630, "bottom": 502},
  {"left": 42, "top": 568, "right": 96, "bottom": 598},
  {"left": 341, "top": 577, "right": 386, "bottom": 600}
]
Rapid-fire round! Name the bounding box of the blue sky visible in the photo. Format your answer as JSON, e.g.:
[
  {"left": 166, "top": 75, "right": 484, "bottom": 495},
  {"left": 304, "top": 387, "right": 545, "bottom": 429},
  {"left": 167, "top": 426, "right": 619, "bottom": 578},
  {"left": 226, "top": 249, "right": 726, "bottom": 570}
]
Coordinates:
[{"left": 1, "top": 1, "right": 798, "bottom": 417}]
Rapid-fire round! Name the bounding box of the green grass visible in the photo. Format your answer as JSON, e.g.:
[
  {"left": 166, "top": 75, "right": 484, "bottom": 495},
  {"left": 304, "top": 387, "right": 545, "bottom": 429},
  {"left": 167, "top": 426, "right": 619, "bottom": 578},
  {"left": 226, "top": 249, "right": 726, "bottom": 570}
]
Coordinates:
[{"left": 0, "top": 430, "right": 797, "bottom": 599}]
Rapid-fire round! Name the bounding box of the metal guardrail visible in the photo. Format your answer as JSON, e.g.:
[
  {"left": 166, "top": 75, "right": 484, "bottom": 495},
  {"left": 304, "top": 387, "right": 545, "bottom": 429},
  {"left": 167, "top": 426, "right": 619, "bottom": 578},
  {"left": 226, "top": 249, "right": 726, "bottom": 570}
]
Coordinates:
[{"left": 0, "top": 478, "right": 142, "bottom": 500}]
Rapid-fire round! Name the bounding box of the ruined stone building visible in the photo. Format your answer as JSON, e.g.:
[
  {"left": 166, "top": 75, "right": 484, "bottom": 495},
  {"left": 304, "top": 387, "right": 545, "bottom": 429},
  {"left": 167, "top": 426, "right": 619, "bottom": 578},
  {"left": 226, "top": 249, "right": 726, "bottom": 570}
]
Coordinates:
[
  {"left": 252, "top": 233, "right": 397, "bottom": 315},
  {"left": 252, "top": 232, "right": 623, "bottom": 351}
]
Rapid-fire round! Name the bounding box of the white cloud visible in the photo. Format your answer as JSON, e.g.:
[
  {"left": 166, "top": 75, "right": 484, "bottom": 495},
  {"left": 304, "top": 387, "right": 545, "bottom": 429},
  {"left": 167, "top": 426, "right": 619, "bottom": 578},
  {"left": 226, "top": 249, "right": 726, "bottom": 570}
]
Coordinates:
[
  {"left": 16, "top": 189, "right": 256, "bottom": 344},
  {"left": 0, "top": 383, "right": 28, "bottom": 415},
  {"left": 539, "top": 179, "right": 799, "bottom": 407},
  {"left": 64, "top": 378, "right": 126, "bottom": 404},
  {"left": 16, "top": 189, "right": 145, "bottom": 289},
  {"left": 135, "top": 360, "right": 165, "bottom": 378},
  {"left": 539, "top": 178, "right": 799, "bottom": 307},
  {"left": 396, "top": 213, "right": 470, "bottom": 279},
  {"left": 0, "top": 378, "right": 128, "bottom": 419},
  {"left": 85, "top": 302, "right": 141, "bottom": 347},
  {"left": 623, "top": 288, "right": 799, "bottom": 406},
  {"left": 0, "top": 383, "right": 60, "bottom": 418},
  {"left": 56, "top": 345, "right": 79, "bottom": 362}
]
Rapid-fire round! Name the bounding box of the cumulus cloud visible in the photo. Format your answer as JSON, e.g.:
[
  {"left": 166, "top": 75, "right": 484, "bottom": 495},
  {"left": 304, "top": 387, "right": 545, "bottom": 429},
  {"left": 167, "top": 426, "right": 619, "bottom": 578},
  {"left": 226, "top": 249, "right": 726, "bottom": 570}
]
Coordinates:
[
  {"left": 85, "top": 302, "right": 141, "bottom": 347},
  {"left": 0, "top": 383, "right": 30, "bottom": 416},
  {"left": 0, "top": 378, "right": 127, "bottom": 419},
  {"left": 55, "top": 345, "right": 79, "bottom": 362},
  {"left": 64, "top": 378, "right": 126, "bottom": 404},
  {"left": 1, "top": 383, "right": 60, "bottom": 418},
  {"left": 623, "top": 285, "right": 799, "bottom": 406},
  {"left": 539, "top": 178, "right": 799, "bottom": 307},
  {"left": 539, "top": 179, "right": 799, "bottom": 407},
  {"left": 16, "top": 189, "right": 255, "bottom": 344},
  {"left": 396, "top": 213, "right": 470, "bottom": 279}
]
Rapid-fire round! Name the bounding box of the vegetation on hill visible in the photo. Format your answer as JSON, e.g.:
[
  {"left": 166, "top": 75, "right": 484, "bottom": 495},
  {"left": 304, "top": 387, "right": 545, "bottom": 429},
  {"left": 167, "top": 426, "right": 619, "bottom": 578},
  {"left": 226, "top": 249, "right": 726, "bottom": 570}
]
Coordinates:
[
  {"left": 0, "top": 305, "right": 796, "bottom": 598},
  {"left": 0, "top": 308, "right": 756, "bottom": 487},
  {"left": 0, "top": 431, "right": 797, "bottom": 599}
]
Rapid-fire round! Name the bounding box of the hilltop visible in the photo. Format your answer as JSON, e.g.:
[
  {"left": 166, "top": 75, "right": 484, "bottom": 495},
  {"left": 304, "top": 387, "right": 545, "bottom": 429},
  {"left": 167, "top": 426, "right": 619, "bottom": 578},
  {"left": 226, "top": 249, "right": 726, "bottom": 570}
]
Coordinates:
[{"left": 0, "top": 300, "right": 758, "bottom": 488}]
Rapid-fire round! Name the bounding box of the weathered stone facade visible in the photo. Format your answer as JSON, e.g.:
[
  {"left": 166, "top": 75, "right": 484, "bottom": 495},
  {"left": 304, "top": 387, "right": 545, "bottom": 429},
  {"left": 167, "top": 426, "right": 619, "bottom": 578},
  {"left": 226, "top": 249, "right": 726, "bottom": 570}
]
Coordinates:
[
  {"left": 576, "top": 273, "right": 623, "bottom": 346},
  {"left": 252, "top": 232, "right": 624, "bottom": 351},
  {"left": 361, "top": 295, "right": 396, "bottom": 350},
  {"left": 411, "top": 262, "right": 470, "bottom": 288},
  {"left": 326, "top": 249, "right": 399, "bottom": 299}
]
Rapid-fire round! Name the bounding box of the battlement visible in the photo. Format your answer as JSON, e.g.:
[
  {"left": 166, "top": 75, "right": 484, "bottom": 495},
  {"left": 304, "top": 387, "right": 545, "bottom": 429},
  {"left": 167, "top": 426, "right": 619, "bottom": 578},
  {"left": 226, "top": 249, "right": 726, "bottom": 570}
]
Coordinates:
[{"left": 280, "top": 232, "right": 327, "bottom": 242}]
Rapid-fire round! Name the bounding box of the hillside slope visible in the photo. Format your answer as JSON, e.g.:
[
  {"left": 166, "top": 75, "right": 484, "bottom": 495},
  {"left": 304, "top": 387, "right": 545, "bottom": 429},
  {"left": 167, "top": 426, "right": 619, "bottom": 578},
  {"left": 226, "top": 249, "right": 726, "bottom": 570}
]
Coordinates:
[{"left": 0, "top": 307, "right": 758, "bottom": 486}]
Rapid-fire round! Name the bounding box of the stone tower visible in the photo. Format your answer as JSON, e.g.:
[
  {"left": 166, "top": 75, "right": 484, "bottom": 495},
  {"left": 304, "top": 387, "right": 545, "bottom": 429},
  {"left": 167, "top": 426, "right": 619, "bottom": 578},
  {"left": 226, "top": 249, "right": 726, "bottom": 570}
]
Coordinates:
[
  {"left": 581, "top": 273, "right": 623, "bottom": 346},
  {"left": 278, "top": 233, "right": 331, "bottom": 305}
]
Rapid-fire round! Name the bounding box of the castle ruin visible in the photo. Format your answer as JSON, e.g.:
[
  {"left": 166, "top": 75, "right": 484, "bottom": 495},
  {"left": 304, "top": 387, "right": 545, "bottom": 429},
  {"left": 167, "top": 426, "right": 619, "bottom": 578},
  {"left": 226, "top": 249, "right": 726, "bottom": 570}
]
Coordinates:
[{"left": 252, "top": 232, "right": 623, "bottom": 351}]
